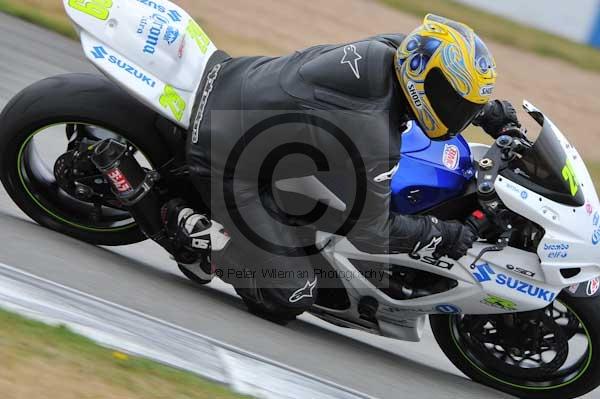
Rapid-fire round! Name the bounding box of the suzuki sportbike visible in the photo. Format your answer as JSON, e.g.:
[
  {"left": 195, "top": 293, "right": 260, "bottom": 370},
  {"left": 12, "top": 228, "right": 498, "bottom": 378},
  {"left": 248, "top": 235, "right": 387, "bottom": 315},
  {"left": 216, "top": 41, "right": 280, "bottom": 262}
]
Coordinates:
[{"left": 0, "top": 1, "right": 599, "bottom": 398}]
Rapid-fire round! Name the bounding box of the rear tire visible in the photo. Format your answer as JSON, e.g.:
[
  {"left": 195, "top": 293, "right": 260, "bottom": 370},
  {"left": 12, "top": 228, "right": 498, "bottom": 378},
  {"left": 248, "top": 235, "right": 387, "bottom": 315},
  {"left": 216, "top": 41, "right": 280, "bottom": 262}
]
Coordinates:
[
  {"left": 431, "top": 294, "right": 600, "bottom": 399},
  {"left": 0, "top": 73, "right": 172, "bottom": 245}
]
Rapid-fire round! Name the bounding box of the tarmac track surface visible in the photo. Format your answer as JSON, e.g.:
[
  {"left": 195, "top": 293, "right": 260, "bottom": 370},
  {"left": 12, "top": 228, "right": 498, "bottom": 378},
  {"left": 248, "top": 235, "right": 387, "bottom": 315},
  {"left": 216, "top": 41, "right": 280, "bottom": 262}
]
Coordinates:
[{"left": 0, "top": 12, "right": 595, "bottom": 399}]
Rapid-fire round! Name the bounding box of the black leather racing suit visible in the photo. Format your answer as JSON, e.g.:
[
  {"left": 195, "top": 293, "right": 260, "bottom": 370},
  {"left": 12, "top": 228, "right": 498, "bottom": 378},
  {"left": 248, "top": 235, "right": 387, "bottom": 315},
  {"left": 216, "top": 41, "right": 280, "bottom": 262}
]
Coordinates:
[{"left": 186, "top": 34, "right": 449, "bottom": 314}]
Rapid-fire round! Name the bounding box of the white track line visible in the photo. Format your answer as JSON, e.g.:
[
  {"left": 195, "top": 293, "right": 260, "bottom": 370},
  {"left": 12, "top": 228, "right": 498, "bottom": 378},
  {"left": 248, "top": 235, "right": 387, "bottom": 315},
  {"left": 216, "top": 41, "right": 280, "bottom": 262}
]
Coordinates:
[{"left": 0, "top": 261, "right": 373, "bottom": 399}]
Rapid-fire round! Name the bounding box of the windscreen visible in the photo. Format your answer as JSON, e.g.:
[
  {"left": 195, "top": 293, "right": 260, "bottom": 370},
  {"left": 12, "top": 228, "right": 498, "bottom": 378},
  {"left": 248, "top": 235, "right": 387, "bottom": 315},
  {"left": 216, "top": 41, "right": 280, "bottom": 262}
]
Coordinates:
[{"left": 504, "top": 121, "right": 585, "bottom": 207}]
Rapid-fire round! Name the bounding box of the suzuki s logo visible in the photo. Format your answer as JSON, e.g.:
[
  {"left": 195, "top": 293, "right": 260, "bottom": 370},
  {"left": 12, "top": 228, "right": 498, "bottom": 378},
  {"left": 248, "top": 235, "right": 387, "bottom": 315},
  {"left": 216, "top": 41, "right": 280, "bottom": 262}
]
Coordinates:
[
  {"left": 406, "top": 81, "right": 423, "bottom": 108},
  {"left": 167, "top": 10, "right": 182, "bottom": 22},
  {"left": 593, "top": 229, "right": 600, "bottom": 245},
  {"left": 472, "top": 263, "right": 495, "bottom": 282},
  {"left": 91, "top": 46, "right": 108, "bottom": 59}
]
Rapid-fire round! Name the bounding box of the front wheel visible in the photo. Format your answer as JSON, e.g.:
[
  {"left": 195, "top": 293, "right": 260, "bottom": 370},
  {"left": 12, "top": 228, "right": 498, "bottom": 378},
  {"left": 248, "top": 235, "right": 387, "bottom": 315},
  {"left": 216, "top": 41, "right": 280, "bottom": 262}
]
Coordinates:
[{"left": 431, "top": 294, "right": 600, "bottom": 399}]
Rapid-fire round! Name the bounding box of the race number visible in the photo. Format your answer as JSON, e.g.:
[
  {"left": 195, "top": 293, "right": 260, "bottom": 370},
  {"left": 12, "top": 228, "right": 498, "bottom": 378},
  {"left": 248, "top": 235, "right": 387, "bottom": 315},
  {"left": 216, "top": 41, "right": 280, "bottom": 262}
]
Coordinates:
[
  {"left": 562, "top": 159, "right": 579, "bottom": 196},
  {"left": 68, "top": 0, "right": 113, "bottom": 20},
  {"left": 160, "top": 85, "right": 186, "bottom": 122},
  {"left": 186, "top": 20, "right": 212, "bottom": 54}
]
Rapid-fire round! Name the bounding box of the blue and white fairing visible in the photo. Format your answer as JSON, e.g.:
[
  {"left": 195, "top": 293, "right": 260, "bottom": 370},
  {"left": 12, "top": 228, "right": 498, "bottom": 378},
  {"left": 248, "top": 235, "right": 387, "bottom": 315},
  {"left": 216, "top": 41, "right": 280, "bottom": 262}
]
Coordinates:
[{"left": 391, "top": 121, "right": 475, "bottom": 214}]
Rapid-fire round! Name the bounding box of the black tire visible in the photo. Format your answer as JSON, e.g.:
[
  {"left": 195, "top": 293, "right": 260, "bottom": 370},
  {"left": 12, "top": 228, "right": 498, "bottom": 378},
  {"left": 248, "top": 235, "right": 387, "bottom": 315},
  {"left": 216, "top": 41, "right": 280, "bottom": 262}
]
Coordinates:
[
  {"left": 431, "top": 294, "right": 600, "bottom": 399},
  {"left": 178, "top": 264, "right": 212, "bottom": 285},
  {"left": 0, "top": 73, "right": 172, "bottom": 245},
  {"left": 241, "top": 297, "right": 300, "bottom": 325}
]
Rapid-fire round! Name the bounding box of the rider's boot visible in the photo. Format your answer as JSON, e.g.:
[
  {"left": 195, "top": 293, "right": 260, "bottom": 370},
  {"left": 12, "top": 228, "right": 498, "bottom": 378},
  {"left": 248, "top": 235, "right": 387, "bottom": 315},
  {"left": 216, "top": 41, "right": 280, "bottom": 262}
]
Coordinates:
[{"left": 161, "top": 199, "right": 229, "bottom": 281}]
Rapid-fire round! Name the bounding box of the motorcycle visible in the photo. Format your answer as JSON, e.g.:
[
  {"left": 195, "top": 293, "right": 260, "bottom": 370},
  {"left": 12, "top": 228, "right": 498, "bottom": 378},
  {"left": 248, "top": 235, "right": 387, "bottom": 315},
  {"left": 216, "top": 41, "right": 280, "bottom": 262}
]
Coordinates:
[{"left": 0, "top": 0, "right": 599, "bottom": 398}]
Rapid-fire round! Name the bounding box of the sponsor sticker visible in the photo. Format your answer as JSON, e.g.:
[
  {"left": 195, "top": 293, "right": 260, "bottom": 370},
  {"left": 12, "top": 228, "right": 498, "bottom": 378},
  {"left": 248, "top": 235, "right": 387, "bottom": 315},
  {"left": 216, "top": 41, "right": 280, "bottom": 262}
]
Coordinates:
[
  {"left": 587, "top": 278, "right": 599, "bottom": 296},
  {"left": 472, "top": 263, "right": 556, "bottom": 303},
  {"left": 506, "top": 264, "right": 535, "bottom": 278},
  {"left": 164, "top": 26, "right": 179, "bottom": 45},
  {"left": 592, "top": 212, "right": 600, "bottom": 245},
  {"left": 136, "top": 0, "right": 166, "bottom": 12},
  {"left": 167, "top": 9, "right": 182, "bottom": 22},
  {"left": 406, "top": 81, "right": 423, "bottom": 109},
  {"left": 136, "top": 16, "right": 148, "bottom": 34},
  {"left": 409, "top": 237, "right": 454, "bottom": 270},
  {"left": 593, "top": 230, "right": 600, "bottom": 246},
  {"left": 495, "top": 274, "right": 556, "bottom": 303},
  {"left": 435, "top": 304, "right": 461, "bottom": 314},
  {"left": 68, "top": 0, "right": 112, "bottom": 21},
  {"left": 89, "top": 46, "right": 156, "bottom": 88},
  {"left": 504, "top": 181, "right": 528, "bottom": 200},
  {"left": 481, "top": 295, "right": 517, "bottom": 311},
  {"left": 542, "top": 242, "right": 569, "bottom": 259},
  {"left": 187, "top": 19, "right": 212, "bottom": 54},
  {"left": 159, "top": 85, "right": 186, "bottom": 121},
  {"left": 135, "top": 0, "right": 182, "bottom": 23},
  {"left": 472, "top": 263, "right": 494, "bottom": 282},
  {"left": 442, "top": 144, "right": 459, "bottom": 170},
  {"left": 106, "top": 168, "right": 132, "bottom": 193},
  {"left": 177, "top": 35, "right": 186, "bottom": 58},
  {"left": 143, "top": 13, "right": 170, "bottom": 54},
  {"left": 479, "top": 85, "right": 494, "bottom": 97},
  {"left": 568, "top": 283, "right": 580, "bottom": 294}
]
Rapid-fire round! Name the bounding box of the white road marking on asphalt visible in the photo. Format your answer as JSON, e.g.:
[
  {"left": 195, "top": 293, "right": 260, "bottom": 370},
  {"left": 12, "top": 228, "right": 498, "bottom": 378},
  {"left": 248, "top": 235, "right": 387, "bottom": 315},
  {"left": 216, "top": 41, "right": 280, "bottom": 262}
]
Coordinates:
[{"left": 0, "top": 261, "right": 373, "bottom": 399}]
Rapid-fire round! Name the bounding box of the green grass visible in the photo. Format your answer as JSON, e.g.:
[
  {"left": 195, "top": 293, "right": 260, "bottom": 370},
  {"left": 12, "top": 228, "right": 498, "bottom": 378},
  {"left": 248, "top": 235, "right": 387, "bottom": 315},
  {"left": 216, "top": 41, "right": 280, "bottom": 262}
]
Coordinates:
[
  {"left": 0, "top": 307, "right": 250, "bottom": 399},
  {"left": 0, "top": 0, "right": 77, "bottom": 39},
  {"left": 380, "top": 0, "right": 600, "bottom": 73}
]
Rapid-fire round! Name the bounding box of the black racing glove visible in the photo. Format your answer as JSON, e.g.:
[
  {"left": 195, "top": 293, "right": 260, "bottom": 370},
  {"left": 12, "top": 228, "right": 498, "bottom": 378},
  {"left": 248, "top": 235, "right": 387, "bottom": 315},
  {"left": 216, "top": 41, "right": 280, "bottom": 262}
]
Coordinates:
[
  {"left": 473, "top": 99, "right": 521, "bottom": 138},
  {"left": 434, "top": 219, "right": 477, "bottom": 260},
  {"left": 410, "top": 217, "right": 477, "bottom": 261}
]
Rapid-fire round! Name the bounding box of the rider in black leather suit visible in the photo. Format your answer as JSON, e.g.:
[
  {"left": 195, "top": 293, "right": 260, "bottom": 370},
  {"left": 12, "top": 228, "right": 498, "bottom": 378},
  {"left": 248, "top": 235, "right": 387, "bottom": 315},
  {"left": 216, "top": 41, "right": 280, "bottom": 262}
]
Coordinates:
[{"left": 169, "top": 17, "right": 520, "bottom": 320}]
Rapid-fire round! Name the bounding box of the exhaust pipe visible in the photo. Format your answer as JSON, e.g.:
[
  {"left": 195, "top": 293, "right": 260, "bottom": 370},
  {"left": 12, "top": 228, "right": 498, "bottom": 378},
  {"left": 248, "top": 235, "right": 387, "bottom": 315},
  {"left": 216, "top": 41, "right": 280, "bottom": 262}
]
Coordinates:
[{"left": 90, "top": 139, "right": 174, "bottom": 252}]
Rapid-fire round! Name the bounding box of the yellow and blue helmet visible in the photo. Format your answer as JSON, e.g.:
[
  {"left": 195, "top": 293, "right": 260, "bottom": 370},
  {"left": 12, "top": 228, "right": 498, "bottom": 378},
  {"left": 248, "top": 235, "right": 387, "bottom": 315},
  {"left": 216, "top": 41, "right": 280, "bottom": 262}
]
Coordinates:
[{"left": 396, "top": 14, "right": 497, "bottom": 139}]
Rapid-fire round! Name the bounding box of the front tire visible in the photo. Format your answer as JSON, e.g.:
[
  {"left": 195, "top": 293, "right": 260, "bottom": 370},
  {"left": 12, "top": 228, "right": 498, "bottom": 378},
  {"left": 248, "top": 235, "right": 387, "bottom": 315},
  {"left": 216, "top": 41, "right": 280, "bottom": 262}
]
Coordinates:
[
  {"left": 431, "top": 294, "right": 600, "bottom": 399},
  {"left": 0, "top": 74, "right": 172, "bottom": 245}
]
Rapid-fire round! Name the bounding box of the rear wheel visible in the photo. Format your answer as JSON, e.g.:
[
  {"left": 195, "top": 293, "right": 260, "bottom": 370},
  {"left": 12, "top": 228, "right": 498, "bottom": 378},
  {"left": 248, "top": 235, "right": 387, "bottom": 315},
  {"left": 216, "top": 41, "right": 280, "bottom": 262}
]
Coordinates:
[
  {"left": 0, "top": 74, "right": 172, "bottom": 245},
  {"left": 431, "top": 294, "right": 600, "bottom": 399}
]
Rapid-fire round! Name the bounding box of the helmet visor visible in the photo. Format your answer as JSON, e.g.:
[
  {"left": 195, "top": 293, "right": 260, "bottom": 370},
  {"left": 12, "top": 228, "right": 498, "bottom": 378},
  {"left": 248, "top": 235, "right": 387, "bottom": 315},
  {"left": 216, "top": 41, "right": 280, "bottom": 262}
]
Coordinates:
[{"left": 424, "top": 68, "right": 484, "bottom": 136}]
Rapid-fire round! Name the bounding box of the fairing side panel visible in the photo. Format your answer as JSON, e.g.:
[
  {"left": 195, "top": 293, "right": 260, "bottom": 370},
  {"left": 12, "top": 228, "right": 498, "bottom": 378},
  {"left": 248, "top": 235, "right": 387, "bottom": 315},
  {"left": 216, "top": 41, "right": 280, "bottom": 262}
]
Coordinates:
[{"left": 63, "top": 0, "right": 217, "bottom": 127}]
